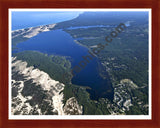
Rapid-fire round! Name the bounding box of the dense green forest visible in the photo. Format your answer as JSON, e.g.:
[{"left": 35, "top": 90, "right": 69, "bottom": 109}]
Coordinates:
[{"left": 13, "top": 51, "right": 111, "bottom": 115}]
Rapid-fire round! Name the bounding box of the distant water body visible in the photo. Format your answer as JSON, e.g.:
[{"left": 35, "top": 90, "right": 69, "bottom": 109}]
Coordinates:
[
  {"left": 12, "top": 11, "right": 83, "bottom": 30},
  {"left": 67, "top": 24, "right": 130, "bottom": 30}
]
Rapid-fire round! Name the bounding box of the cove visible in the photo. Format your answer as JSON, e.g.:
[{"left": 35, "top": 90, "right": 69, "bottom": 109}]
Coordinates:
[{"left": 15, "top": 29, "right": 114, "bottom": 100}]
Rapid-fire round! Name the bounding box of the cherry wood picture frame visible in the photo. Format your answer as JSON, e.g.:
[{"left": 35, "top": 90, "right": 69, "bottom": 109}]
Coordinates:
[{"left": 0, "top": 0, "right": 160, "bottom": 128}]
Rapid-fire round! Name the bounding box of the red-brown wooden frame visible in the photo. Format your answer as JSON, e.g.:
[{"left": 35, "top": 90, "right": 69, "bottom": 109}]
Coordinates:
[{"left": 0, "top": 0, "right": 160, "bottom": 128}]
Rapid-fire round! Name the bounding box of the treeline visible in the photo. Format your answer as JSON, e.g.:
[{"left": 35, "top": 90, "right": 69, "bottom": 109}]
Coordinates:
[{"left": 13, "top": 51, "right": 72, "bottom": 84}]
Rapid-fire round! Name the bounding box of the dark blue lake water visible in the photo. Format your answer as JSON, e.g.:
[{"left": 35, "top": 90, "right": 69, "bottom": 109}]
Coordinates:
[{"left": 15, "top": 29, "right": 113, "bottom": 100}]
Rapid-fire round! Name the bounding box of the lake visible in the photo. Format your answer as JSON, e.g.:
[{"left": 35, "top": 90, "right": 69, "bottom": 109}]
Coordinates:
[{"left": 15, "top": 29, "right": 114, "bottom": 100}]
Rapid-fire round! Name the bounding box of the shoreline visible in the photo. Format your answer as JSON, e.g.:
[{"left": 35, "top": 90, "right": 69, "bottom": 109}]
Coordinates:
[
  {"left": 12, "top": 23, "right": 57, "bottom": 32},
  {"left": 73, "top": 39, "right": 98, "bottom": 57}
]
